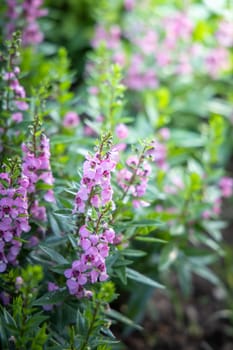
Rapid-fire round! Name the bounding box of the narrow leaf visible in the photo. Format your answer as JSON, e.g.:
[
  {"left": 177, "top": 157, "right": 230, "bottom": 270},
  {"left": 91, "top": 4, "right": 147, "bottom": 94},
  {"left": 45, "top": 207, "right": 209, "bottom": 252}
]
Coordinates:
[{"left": 126, "top": 268, "right": 165, "bottom": 289}]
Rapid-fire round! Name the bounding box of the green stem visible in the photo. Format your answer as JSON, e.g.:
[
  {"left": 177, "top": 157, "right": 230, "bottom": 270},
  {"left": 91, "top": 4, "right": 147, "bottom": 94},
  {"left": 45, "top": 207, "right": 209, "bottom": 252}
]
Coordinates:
[
  {"left": 80, "top": 303, "right": 99, "bottom": 350},
  {"left": 32, "top": 113, "right": 40, "bottom": 155},
  {"left": 120, "top": 145, "right": 147, "bottom": 203}
]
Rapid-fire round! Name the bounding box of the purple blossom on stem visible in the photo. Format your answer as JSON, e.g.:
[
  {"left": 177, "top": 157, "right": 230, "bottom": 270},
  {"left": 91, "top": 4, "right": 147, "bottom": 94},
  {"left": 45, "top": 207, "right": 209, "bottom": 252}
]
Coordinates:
[
  {"left": 3, "top": 66, "right": 29, "bottom": 119},
  {"left": 6, "top": 0, "right": 47, "bottom": 46},
  {"left": 22, "top": 134, "right": 55, "bottom": 200},
  {"left": 91, "top": 9, "right": 232, "bottom": 91},
  {"left": 74, "top": 149, "right": 116, "bottom": 214},
  {"left": 219, "top": 177, "right": 233, "bottom": 198},
  {"left": 63, "top": 111, "right": 80, "bottom": 128},
  {"left": 147, "top": 140, "right": 168, "bottom": 170},
  {"left": 65, "top": 137, "right": 117, "bottom": 298},
  {"left": 117, "top": 146, "right": 152, "bottom": 208},
  {"left": 0, "top": 172, "right": 30, "bottom": 273},
  {"left": 22, "top": 134, "right": 55, "bottom": 225},
  {"left": 115, "top": 123, "right": 129, "bottom": 139}
]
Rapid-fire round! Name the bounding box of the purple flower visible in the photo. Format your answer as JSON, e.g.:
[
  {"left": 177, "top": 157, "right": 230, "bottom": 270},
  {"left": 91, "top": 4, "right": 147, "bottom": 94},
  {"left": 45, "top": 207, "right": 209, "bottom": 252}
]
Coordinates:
[
  {"left": 6, "top": 0, "right": 47, "bottom": 46},
  {"left": 117, "top": 152, "right": 152, "bottom": 206},
  {"left": 65, "top": 145, "right": 117, "bottom": 298},
  {"left": 22, "top": 134, "right": 55, "bottom": 221},
  {"left": 219, "top": 177, "right": 233, "bottom": 198},
  {"left": 0, "top": 172, "right": 30, "bottom": 272},
  {"left": 12, "top": 112, "right": 23, "bottom": 123},
  {"left": 216, "top": 20, "right": 233, "bottom": 47},
  {"left": 115, "top": 124, "right": 129, "bottom": 139},
  {"left": 63, "top": 111, "right": 80, "bottom": 128}
]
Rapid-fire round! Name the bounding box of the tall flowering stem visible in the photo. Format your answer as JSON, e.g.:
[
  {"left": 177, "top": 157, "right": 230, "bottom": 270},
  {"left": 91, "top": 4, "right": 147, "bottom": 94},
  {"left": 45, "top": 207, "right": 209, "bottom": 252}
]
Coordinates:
[
  {"left": 117, "top": 142, "right": 154, "bottom": 208},
  {"left": 2, "top": 32, "right": 28, "bottom": 113},
  {"left": 0, "top": 165, "right": 30, "bottom": 273},
  {"left": 6, "top": 0, "right": 47, "bottom": 46},
  {"left": 65, "top": 133, "right": 117, "bottom": 298},
  {"left": 0, "top": 32, "right": 28, "bottom": 158},
  {"left": 21, "top": 115, "right": 55, "bottom": 225}
]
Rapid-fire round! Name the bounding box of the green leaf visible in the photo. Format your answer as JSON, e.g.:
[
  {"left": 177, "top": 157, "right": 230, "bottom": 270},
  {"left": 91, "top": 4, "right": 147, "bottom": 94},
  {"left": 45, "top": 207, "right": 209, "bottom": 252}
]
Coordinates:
[
  {"left": 39, "top": 245, "right": 69, "bottom": 264},
  {"left": 106, "top": 309, "right": 143, "bottom": 331},
  {"left": 145, "top": 93, "right": 158, "bottom": 126},
  {"left": 126, "top": 268, "right": 165, "bottom": 289},
  {"left": 135, "top": 236, "right": 167, "bottom": 244},
  {"left": 115, "top": 266, "right": 127, "bottom": 285},
  {"left": 159, "top": 244, "right": 179, "bottom": 271},
  {"left": 117, "top": 219, "right": 163, "bottom": 229},
  {"left": 171, "top": 129, "right": 205, "bottom": 148},
  {"left": 194, "top": 233, "right": 224, "bottom": 255},
  {"left": 24, "top": 313, "right": 49, "bottom": 330},
  {"left": 130, "top": 219, "right": 163, "bottom": 227},
  {"left": 207, "top": 99, "right": 232, "bottom": 117},
  {"left": 1, "top": 307, "right": 17, "bottom": 328},
  {"left": 76, "top": 311, "right": 88, "bottom": 334},
  {"left": 202, "top": 220, "right": 226, "bottom": 241},
  {"left": 192, "top": 266, "right": 222, "bottom": 286},
  {"left": 122, "top": 249, "right": 147, "bottom": 257},
  {"left": 54, "top": 209, "right": 73, "bottom": 218},
  {"left": 33, "top": 289, "right": 68, "bottom": 306},
  {"left": 51, "top": 135, "right": 80, "bottom": 144},
  {"left": 177, "top": 259, "right": 192, "bottom": 297}
]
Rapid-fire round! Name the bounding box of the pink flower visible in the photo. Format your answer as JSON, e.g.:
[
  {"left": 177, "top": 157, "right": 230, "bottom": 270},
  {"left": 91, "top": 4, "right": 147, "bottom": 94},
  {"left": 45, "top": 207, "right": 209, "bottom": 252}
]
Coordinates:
[
  {"left": 219, "top": 177, "right": 233, "bottom": 198},
  {"left": 132, "top": 199, "right": 150, "bottom": 208},
  {"left": 124, "top": 0, "right": 135, "bottom": 11},
  {"left": 30, "top": 200, "right": 47, "bottom": 221},
  {"left": 65, "top": 144, "right": 117, "bottom": 298},
  {"left": 205, "top": 47, "right": 229, "bottom": 78},
  {"left": 115, "top": 123, "right": 129, "bottom": 139},
  {"left": 92, "top": 25, "right": 121, "bottom": 49},
  {"left": 15, "top": 100, "right": 29, "bottom": 111},
  {"left": 216, "top": 20, "right": 233, "bottom": 47},
  {"left": 63, "top": 111, "right": 80, "bottom": 128},
  {"left": 148, "top": 140, "right": 168, "bottom": 169},
  {"left": 202, "top": 210, "right": 211, "bottom": 219},
  {"left": 159, "top": 128, "right": 170, "bottom": 140},
  {"left": 89, "top": 86, "right": 99, "bottom": 95},
  {"left": 12, "top": 112, "right": 23, "bottom": 123},
  {"left": 6, "top": 0, "right": 47, "bottom": 46},
  {"left": 0, "top": 172, "right": 30, "bottom": 271},
  {"left": 84, "top": 126, "right": 96, "bottom": 136},
  {"left": 44, "top": 190, "right": 56, "bottom": 203}
]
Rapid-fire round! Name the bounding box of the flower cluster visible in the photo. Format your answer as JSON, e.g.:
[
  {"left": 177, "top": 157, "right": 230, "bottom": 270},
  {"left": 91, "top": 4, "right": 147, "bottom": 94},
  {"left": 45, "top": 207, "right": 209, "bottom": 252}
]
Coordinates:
[
  {"left": 219, "top": 177, "right": 233, "bottom": 198},
  {"left": 147, "top": 139, "right": 168, "bottom": 170},
  {"left": 0, "top": 172, "right": 30, "bottom": 273},
  {"left": 91, "top": 9, "right": 232, "bottom": 91},
  {"left": 62, "top": 111, "right": 80, "bottom": 129},
  {"left": 115, "top": 123, "right": 129, "bottom": 140},
  {"left": 22, "top": 0, "right": 47, "bottom": 45},
  {"left": 74, "top": 150, "right": 116, "bottom": 213},
  {"left": 202, "top": 176, "right": 233, "bottom": 219},
  {"left": 65, "top": 225, "right": 115, "bottom": 298},
  {"left": 6, "top": 0, "right": 17, "bottom": 39},
  {"left": 117, "top": 153, "right": 152, "bottom": 208},
  {"left": 65, "top": 141, "right": 117, "bottom": 298},
  {"left": 216, "top": 20, "right": 233, "bottom": 48},
  {"left": 6, "top": 0, "right": 47, "bottom": 46},
  {"left": 3, "top": 66, "right": 29, "bottom": 118},
  {"left": 22, "top": 134, "right": 55, "bottom": 221},
  {"left": 92, "top": 25, "right": 121, "bottom": 50}
]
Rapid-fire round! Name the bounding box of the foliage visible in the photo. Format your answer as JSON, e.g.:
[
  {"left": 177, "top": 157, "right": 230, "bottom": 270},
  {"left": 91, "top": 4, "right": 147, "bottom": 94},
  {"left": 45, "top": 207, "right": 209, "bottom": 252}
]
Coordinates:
[{"left": 0, "top": 1, "right": 232, "bottom": 349}]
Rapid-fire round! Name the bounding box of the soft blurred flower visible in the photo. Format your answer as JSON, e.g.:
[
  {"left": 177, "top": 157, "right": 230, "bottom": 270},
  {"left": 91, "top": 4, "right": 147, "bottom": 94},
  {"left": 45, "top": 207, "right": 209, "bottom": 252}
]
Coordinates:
[
  {"left": 63, "top": 111, "right": 80, "bottom": 128},
  {"left": 115, "top": 123, "right": 129, "bottom": 139}
]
